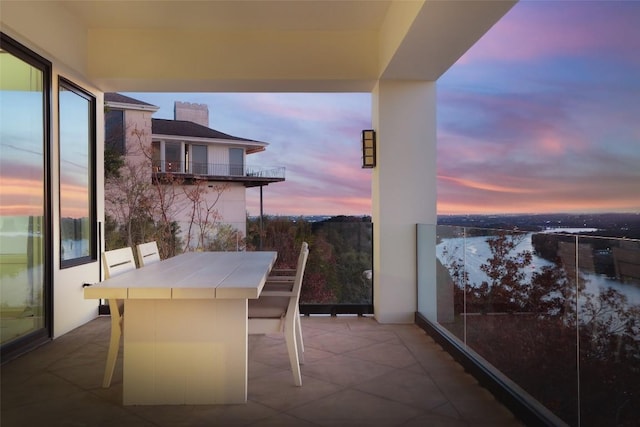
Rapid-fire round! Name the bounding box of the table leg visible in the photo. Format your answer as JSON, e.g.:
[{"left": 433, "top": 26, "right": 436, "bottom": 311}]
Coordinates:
[{"left": 123, "top": 298, "right": 248, "bottom": 405}]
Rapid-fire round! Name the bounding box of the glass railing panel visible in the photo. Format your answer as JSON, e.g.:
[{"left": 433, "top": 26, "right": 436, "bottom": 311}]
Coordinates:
[
  {"left": 427, "top": 226, "right": 640, "bottom": 424},
  {"left": 299, "top": 220, "right": 373, "bottom": 306},
  {"left": 576, "top": 236, "right": 640, "bottom": 426},
  {"left": 248, "top": 218, "right": 373, "bottom": 311},
  {"left": 433, "top": 225, "right": 466, "bottom": 342},
  {"left": 433, "top": 226, "right": 580, "bottom": 425},
  {"left": 525, "top": 232, "right": 580, "bottom": 425}
]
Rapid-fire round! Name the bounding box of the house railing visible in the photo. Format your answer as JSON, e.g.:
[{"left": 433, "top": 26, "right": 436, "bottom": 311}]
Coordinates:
[
  {"left": 247, "top": 218, "right": 374, "bottom": 316},
  {"left": 153, "top": 161, "right": 285, "bottom": 179},
  {"left": 245, "top": 166, "right": 287, "bottom": 179},
  {"left": 417, "top": 224, "right": 640, "bottom": 427},
  {"left": 298, "top": 220, "right": 373, "bottom": 315}
]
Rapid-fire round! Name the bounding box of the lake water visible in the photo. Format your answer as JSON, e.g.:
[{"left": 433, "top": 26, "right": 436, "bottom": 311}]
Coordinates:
[{"left": 436, "top": 231, "right": 640, "bottom": 306}]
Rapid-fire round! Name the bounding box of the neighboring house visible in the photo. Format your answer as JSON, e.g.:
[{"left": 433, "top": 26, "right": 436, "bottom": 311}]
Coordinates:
[{"left": 104, "top": 93, "right": 284, "bottom": 250}]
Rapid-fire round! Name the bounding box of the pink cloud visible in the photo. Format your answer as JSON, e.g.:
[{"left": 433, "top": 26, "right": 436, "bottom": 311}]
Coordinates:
[
  {"left": 437, "top": 166, "right": 640, "bottom": 215},
  {"left": 0, "top": 177, "right": 45, "bottom": 216},
  {"left": 234, "top": 93, "right": 367, "bottom": 124},
  {"left": 247, "top": 188, "right": 370, "bottom": 217},
  {"left": 438, "top": 175, "right": 541, "bottom": 195}
]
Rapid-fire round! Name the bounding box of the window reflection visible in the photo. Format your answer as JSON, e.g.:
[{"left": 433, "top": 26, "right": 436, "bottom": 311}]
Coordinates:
[
  {"left": 0, "top": 35, "right": 48, "bottom": 347},
  {"left": 59, "top": 78, "right": 95, "bottom": 266}
]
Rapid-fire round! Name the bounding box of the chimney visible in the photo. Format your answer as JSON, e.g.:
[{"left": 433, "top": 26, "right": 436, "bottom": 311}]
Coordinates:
[{"left": 174, "top": 101, "right": 209, "bottom": 127}]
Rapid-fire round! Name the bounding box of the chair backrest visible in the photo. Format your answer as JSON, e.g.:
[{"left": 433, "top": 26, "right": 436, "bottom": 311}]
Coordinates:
[
  {"left": 136, "top": 241, "right": 161, "bottom": 267},
  {"left": 289, "top": 242, "right": 309, "bottom": 308},
  {"left": 249, "top": 242, "right": 309, "bottom": 320},
  {"left": 103, "top": 247, "right": 136, "bottom": 279}
]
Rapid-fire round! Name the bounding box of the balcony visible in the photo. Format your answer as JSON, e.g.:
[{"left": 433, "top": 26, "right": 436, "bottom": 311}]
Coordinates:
[
  {"left": 152, "top": 161, "right": 286, "bottom": 188},
  {"left": 418, "top": 225, "right": 640, "bottom": 426},
  {"left": 1, "top": 315, "right": 522, "bottom": 426}
]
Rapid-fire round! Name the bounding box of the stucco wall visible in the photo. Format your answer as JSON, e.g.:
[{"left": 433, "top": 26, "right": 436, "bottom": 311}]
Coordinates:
[
  {"left": 124, "top": 108, "right": 155, "bottom": 170},
  {"left": 173, "top": 183, "right": 247, "bottom": 250}
]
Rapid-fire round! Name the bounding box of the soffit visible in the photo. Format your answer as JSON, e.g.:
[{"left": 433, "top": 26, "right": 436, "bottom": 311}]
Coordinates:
[
  {"left": 47, "top": 0, "right": 515, "bottom": 93},
  {"left": 60, "top": 0, "right": 391, "bottom": 31}
]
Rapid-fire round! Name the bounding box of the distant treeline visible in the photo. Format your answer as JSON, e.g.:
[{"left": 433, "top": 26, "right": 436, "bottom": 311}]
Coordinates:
[
  {"left": 246, "top": 215, "right": 373, "bottom": 305},
  {"left": 438, "top": 212, "right": 640, "bottom": 239}
]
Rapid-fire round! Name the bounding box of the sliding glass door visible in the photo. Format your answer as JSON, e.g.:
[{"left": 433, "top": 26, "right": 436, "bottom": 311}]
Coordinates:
[{"left": 0, "top": 34, "right": 52, "bottom": 360}]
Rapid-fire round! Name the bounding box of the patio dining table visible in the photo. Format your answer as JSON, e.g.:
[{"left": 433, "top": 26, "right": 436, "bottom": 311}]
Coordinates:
[{"left": 84, "top": 250, "right": 277, "bottom": 405}]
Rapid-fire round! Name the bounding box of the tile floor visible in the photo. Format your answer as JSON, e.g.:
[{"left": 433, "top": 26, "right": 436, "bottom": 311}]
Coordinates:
[{"left": 1, "top": 315, "right": 522, "bottom": 426}]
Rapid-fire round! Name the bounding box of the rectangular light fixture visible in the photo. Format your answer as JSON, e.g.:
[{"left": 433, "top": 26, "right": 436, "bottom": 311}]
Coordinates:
[{"left": 362, "top": 129, "right": 376, "bottom": 168}]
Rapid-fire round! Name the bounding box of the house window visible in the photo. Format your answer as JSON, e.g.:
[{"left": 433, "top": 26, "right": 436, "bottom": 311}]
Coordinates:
[
  {"left": 105, "top": 109, "right": 125, "bottom": 155},
  {"left": 58, "top": 77, "right": 96, "bottom": 267},
  {"left": 191, "top": 145, "right": 207, "bottom": 175},
  {"left": 165, "top": 142, "right": 181, "bottom": 172},
  {"left": 0, "top": 32, "right": 52, "bottom": 358},
  {"left": 229, "top": 148, "right": 244, "bottom": 176}
]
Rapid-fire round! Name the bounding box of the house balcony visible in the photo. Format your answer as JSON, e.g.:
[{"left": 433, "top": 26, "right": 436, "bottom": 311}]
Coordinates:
[
  {"left": 0, "top": 315, "right": 522, "bottom": 426},
  {"left": 152, "top": 161, "right": 286, "bottom": 188}
]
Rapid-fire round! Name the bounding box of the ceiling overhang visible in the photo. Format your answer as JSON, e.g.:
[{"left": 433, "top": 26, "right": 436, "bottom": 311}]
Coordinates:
[{"left": 1, "top": 0, "right": 516, "bottom": 93}]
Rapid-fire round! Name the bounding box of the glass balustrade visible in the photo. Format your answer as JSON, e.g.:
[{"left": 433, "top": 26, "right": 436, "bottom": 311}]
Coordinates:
[
  {"left": 418, "top": 224, "right": 640, "bottom": 426},
  {"left": 249, "top": 218, "right": 373, "bottom": 314}
]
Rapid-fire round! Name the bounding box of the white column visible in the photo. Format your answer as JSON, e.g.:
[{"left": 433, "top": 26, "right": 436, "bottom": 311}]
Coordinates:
[
  {"left": 371, "top": 80, "right": 437, "bottom": 323},
  {"left": 180, "top": 143, "right": 187, "bottom": 173},
  {"left": 160, "top": 141, "right": 166, "bottom": 172}
]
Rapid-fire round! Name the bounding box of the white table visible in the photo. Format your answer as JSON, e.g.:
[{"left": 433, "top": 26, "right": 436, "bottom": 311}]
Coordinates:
[{"left": 84, "top": 251, "right": 277, "bottom": 405}]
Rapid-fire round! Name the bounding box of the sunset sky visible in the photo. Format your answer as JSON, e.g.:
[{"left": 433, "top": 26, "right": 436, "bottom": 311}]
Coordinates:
[{"left": 125, "top": 0, "right": 640, "bottom": 217}]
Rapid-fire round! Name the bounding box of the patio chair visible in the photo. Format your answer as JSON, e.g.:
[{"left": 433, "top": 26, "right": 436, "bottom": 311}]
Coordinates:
[
  {"left": 249, "top": 242, "right": 309, "bottom": 386},
  {"left": 266, "top": 269, "right": 296, "bottom": 285},
  {"left": 101, "top": 247, "right": 136, "bottom": 388},
  {"left": 136, "top": 241, "right": 161, "bottom": 267},
  {"left": 263, "top": 242, "right": 309, "bottom": 355}
]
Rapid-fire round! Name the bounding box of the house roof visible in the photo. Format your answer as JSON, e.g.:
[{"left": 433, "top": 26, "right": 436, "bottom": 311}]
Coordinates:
[
  {"left": 104, "top": 92, "right": 268, "bottom": 153},
  {"left": 104, "top": 92, "right": 159, "bottom": 113},
  {"left": 105, "top": 92, "right": 156, "bottom": 107},
  {"left": 152, "top": 119, "right": 268, "bottom": 153}
]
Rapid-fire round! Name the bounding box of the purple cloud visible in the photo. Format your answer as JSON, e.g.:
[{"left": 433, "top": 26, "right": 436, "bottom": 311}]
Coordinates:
[{"left": 437, "top": 1, "right": 640, "bottom": 214}]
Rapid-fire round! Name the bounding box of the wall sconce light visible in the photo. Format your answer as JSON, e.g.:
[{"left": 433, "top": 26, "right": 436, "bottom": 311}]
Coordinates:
[{"left": 361, "top": 129, "right": 376, "bottom": 168}]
